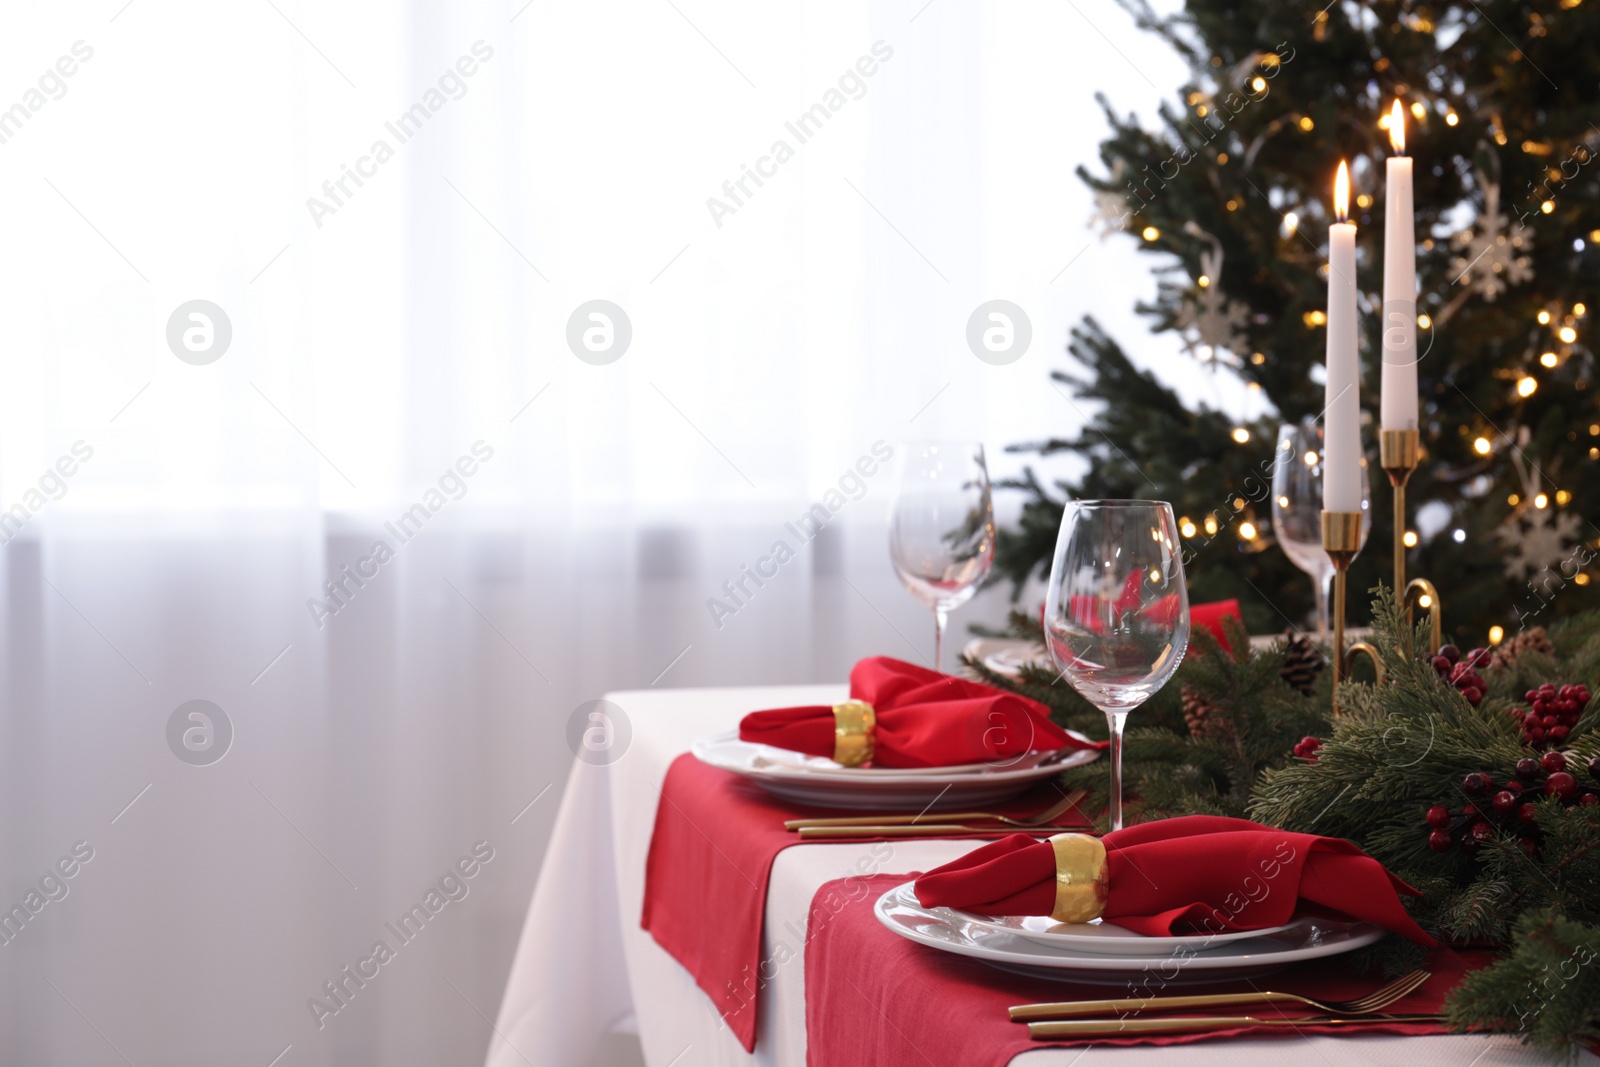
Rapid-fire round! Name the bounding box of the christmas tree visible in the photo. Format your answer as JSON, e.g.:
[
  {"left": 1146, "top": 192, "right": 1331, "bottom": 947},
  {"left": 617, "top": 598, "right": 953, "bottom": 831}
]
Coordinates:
[{"left": 999, "top": 0, "right": 1600, "bottom": 639}]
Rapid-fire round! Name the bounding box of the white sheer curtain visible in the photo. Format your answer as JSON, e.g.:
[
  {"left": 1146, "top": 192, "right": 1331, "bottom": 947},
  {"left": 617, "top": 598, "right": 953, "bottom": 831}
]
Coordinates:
[{"left": 0, "top": 2, "right": 1192, "bottom": 1064}]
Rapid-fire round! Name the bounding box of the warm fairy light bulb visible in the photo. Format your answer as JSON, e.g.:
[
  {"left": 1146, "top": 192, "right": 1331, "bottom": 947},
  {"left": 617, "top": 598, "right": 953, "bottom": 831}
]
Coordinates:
[
  {"left": 1557, "top": 490, "right": 1572, "bottom": 505},
  {"left": 1535, "top": 493, "right": 1550, "bottom": 509},
  {"left": 1473, "top": 437, "right": 1492, "bottom": 455},
  {"left": 1489, "top": 625, "right": 1505, "bottom": 645},
  {"left": 1410, "top": 101, "right": 1426, "bottom": 120},
  {"left": 1303, "top": 449, "right": 1319, "bottom": 465},
  {"left": 1518, "top": 376, "right": 1538, "bottom": 397},
  {"left": 1180, "top": 518, "right": 1196, "bottom": 538},
  {"left": 1142, "top": 226, "right": 1160, "bottom": 241},
  {"left": 1559, "top": 326, "right": 1578, "bottom": 343},
  {"left": 1281, "top": 211, "right": 1299, "bottom": 237},
  {"left": 1576, "top": 302, "right": 1588, "bottom": 316},
  {"left": 1445, "top": 112, "right": 1459, "bottom": 126},
  {"left": 1389, "top": 100, "right": 1406, "bottom": 154},
  {"left": 1251, "top": 76, "right": 1266, "bottom": 92},
  {"left": 1333, "top": 160, "right": 1350, "bottom": 221},
  {"left": 1418, "top": 593, "right": 1433, "bottom": 609},
  {"left": 1403, "top": 531, "right": 1419, "bottom": 547},
  {"left": 1538, "top": 310, "right": 1552, "bottom": 324},
  {"left": 1239, "top": 521, "right": 1258, "bottom": 540},
  {"left": 1542, "top": 352, "right": 1559, "bottom": 367},
  {"left": 1231, "top": 427, "right": 1249, "bottom": 443},
  {"left": 1417, "top": 313, "right": 1432, "bottom": 328},
  {"left": 1198, "top": 275, "right": 1211, "bottom": 288}
]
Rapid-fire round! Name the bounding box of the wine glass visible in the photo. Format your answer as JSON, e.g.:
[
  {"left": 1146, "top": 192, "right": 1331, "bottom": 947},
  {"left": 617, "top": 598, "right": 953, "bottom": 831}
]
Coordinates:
[
  {"left": 889, "top": 443, "right": 996, "bottom": 672},
  {"left": 1270, "top": 420, "right": 1372, "bottom": 640},
  {"left": 1043, "top": 501, "right": 1189, "bottom": 832}
]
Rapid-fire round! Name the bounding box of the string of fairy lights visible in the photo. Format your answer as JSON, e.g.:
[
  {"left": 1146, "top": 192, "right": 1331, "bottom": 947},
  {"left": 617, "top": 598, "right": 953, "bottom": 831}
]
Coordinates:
[{"left": 1138, "top": 37, "right": 1597, "bottom": 642}]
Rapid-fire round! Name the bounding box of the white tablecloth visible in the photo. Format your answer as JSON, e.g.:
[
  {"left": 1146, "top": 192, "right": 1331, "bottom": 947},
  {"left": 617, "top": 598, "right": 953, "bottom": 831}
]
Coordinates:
[{"left": 485, "top": 684, "right": 1586, "bottom": 1067}]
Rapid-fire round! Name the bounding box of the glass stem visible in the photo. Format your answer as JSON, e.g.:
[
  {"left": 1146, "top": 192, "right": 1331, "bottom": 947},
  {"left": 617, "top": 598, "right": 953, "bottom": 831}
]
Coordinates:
[
  {"left": 933, "top": 607, "right": 949, "bottom": 673},
  {"left": 1105, "top": 709, "right": 1128, "bottom": 832},
  {"left": 1316, "top": 568, "right": 1332, "bottom": 644}
]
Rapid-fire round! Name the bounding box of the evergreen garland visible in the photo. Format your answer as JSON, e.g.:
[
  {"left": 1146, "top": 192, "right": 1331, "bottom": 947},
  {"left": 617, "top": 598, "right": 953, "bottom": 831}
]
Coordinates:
[{"left": 967, "top": 596, "right": 1600, "bottom": 1057}]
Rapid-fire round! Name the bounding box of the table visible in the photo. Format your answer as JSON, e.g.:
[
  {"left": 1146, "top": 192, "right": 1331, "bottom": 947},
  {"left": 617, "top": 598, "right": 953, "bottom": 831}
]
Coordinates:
[{"left": 485, "top": 684, "right": 1587, "bottom": 1067}]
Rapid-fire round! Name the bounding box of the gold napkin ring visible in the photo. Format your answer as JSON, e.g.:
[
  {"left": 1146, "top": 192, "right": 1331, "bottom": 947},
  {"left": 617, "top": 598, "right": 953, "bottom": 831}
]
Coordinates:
[
  {"left": 831, "top": 700, "right": 876, "bottom": 766},
  {"left": 1048, "top": 833, "right": 1109, "bottom": 924}
]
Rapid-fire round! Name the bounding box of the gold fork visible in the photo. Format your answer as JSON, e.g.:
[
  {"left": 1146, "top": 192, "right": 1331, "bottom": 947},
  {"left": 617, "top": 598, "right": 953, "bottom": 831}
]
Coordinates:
[
  {"left": 1027, "top": 1012, "right": 1441, "bottom": 1038},
  {"left": 785, "top": 788, "right": 1087, "bottom": 831},
  {"left": 1010, "top": 968, "right": 1432, "bottom": 1021}
]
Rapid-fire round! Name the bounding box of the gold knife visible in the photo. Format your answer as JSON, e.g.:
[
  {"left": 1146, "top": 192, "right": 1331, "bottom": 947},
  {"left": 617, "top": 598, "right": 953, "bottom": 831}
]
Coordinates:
[
  {"left": 1012, "top": 990, "right": 1331, "bottom": 1020},
  {"left": 797, "top": 823, "right": 1089, "bottom": 839},
  {"left": 1027, "top": 1014, "right": 1441, "bottom": 1038}
]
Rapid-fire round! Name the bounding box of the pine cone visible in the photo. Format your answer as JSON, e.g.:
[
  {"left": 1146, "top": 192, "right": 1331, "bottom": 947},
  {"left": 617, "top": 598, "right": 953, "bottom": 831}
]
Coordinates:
[
  {"left": 1181, "top": 685, "right": 1230, "bottom": 740},
  {"left": 1491, "top": 627, "right": 1554, "bottom": 670},
  {"left": 1281, "top": 629, "right": 1324, "bottom": 696}
]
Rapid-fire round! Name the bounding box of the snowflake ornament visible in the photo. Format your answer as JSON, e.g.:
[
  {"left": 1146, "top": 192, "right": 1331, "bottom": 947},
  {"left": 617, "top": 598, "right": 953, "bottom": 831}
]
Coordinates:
[
  {"left": 1449, "top": 178, "right": 1534, "bottom": 302},
  {"left": 1497, "top": 505, "right": 1581, "bottom": 582},
  {"left": 1174, "top": 245, "right": 1249, "bottom": 367},
  {"left": 1089, "top": 160, "right": 1129, "bottom": 239}
]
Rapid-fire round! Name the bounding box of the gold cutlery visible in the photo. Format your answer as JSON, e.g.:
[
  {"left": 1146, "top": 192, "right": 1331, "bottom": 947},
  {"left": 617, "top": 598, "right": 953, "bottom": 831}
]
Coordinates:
[
  {"left": 797, "top": 821, "right": 1090, "bottom": 840},
  {"left": 1009, "top": 968, "right": 1431, "bottom": 1021},
  {"left": 785, "top": 788, "right": 1087, "bottom": 832},
  {"left": 1026, "top": 1012, "right": 1441, "bottom": 1038}
]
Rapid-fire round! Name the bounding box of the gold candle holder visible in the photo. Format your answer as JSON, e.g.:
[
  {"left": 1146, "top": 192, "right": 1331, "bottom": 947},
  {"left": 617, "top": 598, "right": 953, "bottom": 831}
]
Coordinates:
[
  {"left": 1403, "top": 577, "right": 1443, "bottom": 654},
  {"left": 1322, "top": 510, "right": 1364, "bottom": 717},
  {"left": 1380, "top": 429, "right": 1420, "bottom": 594}
]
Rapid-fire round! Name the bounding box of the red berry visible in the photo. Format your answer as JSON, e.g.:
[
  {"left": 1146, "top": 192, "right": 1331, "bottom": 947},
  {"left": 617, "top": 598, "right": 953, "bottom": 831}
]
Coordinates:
[
  {"left": 1517, "top": 757, "right": 1541, "bottom": 780},
  {"left": 1543, "top": 751, "right": 1568, "bottom": 774},
  {"left": 1469, "top": 819, "right": 1496, "bottom": 844},
  {"left": 1589, "top": 756, "right": 1600, "bottom": 780},
  {"left": 1428, "top": 829, "right": 1452, "bottom": 852},
  {"left": 1426, "top": 805, "right": 1450, "bottom": 828},
  {"left": 1547, "top": 772, "right": 1578, "bottom": 801},
  {"left": 1551, "top": 726, "right": 1571, "bottom": 742},
  {"left": 1433, "top": 656, "right": 1452, "bottom": 674},
  {"left": 1462, "top": 802, "right": 1481, "bottom": 816},
  {"left": 1583, "top": 794, "right": 1600, "bottom": 807},
  {"left": 1464, "top": 687, "right": 1483, "bottom": 706},
  {"left": 1529, "top": 726, "right": 1546, "bottom": 742},
  {"left": 1518, "top": 801, "right": 1539, "bottom": 825},
  {"left": 1519, "top": 838, "right": 1540, "bottom": 858},
  {"left": 1492, "top": 790, "right": 1518, "bottom": 814},
  {"left": 1526, "top": 689, "right": 1540, "bottom": 703},
  {"left": 1543, "top": 715, "right": 1559, "bottom": 728},
  {"left": 1464, "top": 772, "right": 1493, "bottom": 796},
  {"left": 1440, "top": 644, "right": 1461, "bottom": 663}
]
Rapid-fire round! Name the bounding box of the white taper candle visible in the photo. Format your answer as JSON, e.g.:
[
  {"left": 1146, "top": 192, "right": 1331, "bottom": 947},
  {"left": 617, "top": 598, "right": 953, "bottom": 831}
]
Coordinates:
[
  {"left": 1381, "top": 101, "right": 1418, "bottom": 431},
  {"left": 1324, "top": 161, "right": 1362, "bottom": 513}
]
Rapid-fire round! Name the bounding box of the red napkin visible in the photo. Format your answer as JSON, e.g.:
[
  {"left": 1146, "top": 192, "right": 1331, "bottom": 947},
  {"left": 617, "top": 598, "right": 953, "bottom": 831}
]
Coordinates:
[
  {"left": 1191, "top": 598, "right": 1243, "bottom": 652},
  {"left": 809, "top": 872, "right": 1478, "bottom": 1065},
  {"left": 1043, "top": 597, "right": 1242, "bottom": 649},
  {"left": 914, "top": 814, "right": 1434, "bottom": 946},
  {"left": 739, "top": 656, "right": 1101, "bottom": 768}
]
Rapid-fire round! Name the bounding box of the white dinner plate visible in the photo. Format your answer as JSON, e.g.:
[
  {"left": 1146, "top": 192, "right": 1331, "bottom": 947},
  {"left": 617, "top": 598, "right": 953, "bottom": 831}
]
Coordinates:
[
  {"left": 874, "top": 881, "right": 1384, "bottom": 985},
  {"left": 691, "top": 729, "right": 1099, "bottom": 811},
  {"left": 963, "top": 636, "right": 1295, "bottom": 681},
  {"left": 951, "top": 910, "right": 1297, "bottom": 956}
]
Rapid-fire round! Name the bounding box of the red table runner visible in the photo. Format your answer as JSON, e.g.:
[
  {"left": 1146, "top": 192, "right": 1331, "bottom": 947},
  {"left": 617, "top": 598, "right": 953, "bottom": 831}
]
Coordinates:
[
  {"left": 805, "top": 872, "right": 1485, "bottom": 1065},
  {"left": 640, "top": 754, "right": 1089, "bottom": 1051}
]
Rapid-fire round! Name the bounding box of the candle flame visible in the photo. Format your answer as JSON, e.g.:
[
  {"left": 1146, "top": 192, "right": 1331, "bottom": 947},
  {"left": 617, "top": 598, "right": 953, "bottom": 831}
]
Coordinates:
[
  {"left": 1389, "top": 99, "right": 1405, "bottom": 154},
  {"left": 1334, "top": 160, "right": 1350, "bottom": 222}
]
